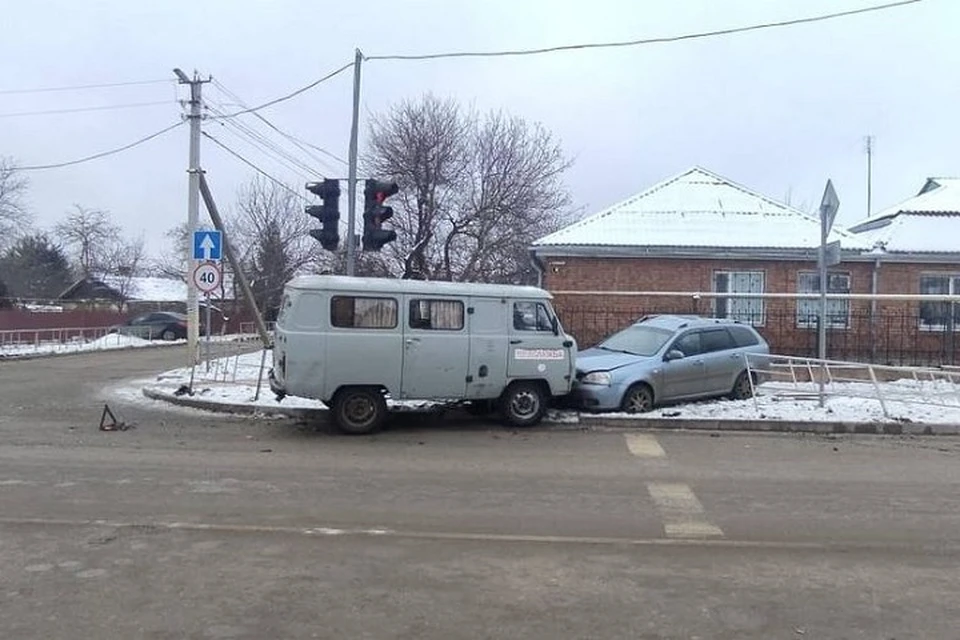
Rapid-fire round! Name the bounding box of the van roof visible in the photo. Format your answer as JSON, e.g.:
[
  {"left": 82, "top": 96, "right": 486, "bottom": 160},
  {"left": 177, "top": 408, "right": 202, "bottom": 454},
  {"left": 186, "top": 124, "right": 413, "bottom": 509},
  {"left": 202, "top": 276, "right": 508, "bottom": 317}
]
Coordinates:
[{"left": 285, "top": 275, "right": 553, "bottom": 300}]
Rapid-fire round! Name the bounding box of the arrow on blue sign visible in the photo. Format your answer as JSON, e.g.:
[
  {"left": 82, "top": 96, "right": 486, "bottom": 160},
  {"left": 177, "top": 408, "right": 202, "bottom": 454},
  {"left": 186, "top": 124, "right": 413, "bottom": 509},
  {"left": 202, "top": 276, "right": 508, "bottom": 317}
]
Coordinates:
[{"left": 193, "top": 230, "right": 222, "bottom": 261}]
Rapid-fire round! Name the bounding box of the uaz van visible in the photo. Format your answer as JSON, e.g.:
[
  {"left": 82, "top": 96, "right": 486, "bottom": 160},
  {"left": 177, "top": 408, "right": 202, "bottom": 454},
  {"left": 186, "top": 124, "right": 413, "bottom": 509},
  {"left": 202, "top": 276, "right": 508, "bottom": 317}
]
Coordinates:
[{"left": 269, "top": 275, "right": 577, "bottom": 434}]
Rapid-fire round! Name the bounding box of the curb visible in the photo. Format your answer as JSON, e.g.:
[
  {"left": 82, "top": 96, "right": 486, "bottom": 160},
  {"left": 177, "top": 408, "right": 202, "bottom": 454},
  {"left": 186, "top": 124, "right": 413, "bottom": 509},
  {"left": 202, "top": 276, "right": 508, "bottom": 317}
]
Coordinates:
[
  {"left": 141, "top": 387, "right": 324, "bottom": 419},
  {"left": 141, "top": 386, "right": 960, "bottom": 435},
  {"left": 580, "top": 416, "right": 960, "bottom": 436}
]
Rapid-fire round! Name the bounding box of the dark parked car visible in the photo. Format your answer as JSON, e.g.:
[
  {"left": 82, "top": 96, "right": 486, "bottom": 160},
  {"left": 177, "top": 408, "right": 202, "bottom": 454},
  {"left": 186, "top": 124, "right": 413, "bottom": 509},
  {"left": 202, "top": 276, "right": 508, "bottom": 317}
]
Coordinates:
[
  {"left": 570, "top": 315, "right": 770, "bottom": 413},
  {"left": 113, "top": 312, "right": 189, "bottom": 341}
]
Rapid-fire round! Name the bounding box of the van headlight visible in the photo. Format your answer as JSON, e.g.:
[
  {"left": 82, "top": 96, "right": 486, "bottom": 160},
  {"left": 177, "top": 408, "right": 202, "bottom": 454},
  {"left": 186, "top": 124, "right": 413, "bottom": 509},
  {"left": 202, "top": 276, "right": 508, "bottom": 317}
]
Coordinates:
[{"left": 581, "top": 371, "right": 612, "bottom": 386}]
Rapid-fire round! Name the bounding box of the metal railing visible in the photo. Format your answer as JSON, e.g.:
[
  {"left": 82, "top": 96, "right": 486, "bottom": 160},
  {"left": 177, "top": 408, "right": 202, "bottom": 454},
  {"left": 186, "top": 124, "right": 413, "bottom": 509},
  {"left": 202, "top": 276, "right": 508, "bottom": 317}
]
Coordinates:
[{"left": 743, "top": 353, "right": 960, "bottom": 419}]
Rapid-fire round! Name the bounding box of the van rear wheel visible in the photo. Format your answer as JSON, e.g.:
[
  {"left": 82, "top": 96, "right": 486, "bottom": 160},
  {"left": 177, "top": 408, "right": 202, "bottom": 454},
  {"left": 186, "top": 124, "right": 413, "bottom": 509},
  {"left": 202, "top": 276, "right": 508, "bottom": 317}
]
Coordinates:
[
  {"left": 500, "top": 382, "right": 547, "bottom": 428},
  {"left": 331, "top": 387, "right": 388, "bottom": 435}
]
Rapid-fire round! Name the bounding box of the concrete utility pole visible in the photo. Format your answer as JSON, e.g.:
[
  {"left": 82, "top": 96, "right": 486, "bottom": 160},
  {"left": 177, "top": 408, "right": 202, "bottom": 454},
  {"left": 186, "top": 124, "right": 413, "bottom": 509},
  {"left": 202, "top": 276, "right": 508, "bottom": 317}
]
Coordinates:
[
  {"left": 174, "top": 68, "right": 208, "bottom": 364},
  {"left": 346, "top": 49, "right": 363, "bottom": 277},
  {"left": 865, "top": 135, "right": 874, "bottom": 218}
]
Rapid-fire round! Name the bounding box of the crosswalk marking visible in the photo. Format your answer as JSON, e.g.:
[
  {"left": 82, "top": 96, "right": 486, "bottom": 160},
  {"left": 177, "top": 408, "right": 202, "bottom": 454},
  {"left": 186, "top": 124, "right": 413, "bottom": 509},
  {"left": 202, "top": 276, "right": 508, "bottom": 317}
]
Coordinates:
[
  {"left": 624, "top": 434, "right": 666, "bottom": 458},
  {"left": 647, "top": 482, "right": 724, "bottom": 539}
]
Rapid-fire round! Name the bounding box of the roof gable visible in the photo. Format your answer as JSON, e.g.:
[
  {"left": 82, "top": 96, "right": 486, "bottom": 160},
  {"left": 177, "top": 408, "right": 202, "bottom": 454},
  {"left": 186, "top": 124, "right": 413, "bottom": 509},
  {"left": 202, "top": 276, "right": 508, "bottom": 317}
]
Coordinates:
[
  {"left": 534, "top": 166, "right": 861, "bottom": 251},
  {"left": 849, "top": 177, "right": 960, "bottom": 253}
]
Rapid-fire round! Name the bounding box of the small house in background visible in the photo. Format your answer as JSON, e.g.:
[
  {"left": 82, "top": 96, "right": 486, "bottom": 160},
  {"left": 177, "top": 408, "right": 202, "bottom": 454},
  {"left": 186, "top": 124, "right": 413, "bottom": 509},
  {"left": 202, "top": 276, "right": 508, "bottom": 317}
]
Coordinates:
[{"left": 531, "top": 167, "right": 960, "bottom": 365}]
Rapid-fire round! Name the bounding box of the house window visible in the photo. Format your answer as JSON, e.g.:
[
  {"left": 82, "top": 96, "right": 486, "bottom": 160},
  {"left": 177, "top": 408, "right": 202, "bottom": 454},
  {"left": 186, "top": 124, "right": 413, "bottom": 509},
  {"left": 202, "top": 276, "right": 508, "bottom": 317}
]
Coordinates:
[
  {"left": 330, "top": 296, "right": 398, "bottom": 329},
  {"left": 713, "top": 271, "right": 764, "bottom": 326},
  {"left": 919, "top": 275, "right": 960, "bottom": 331},
  {"left": 409, "top": 299, "right": 465, "bottom": 331},
  {"left": 796, "top": 272, "right": 851, "bottom": 329}
]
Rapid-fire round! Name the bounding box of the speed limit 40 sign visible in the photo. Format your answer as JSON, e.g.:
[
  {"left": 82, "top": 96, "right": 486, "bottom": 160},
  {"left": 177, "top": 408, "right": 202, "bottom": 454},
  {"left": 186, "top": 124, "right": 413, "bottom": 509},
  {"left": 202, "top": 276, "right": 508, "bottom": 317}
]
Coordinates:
[{"left": 192, "top": 261, "right": 222, "bottom": 294}]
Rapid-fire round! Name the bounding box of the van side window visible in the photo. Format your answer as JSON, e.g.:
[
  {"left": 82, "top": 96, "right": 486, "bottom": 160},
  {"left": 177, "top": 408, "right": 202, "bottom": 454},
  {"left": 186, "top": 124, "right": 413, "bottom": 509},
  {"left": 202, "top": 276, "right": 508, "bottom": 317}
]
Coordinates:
[
  {"left": 513, "top": 302, "right": 553, "bottom": 332},
  {"left": 330, "top": 296, "right": 398, "bottom": 329},
  {"left": 409, "top": 299, "right": 464, "bottom": 330}
]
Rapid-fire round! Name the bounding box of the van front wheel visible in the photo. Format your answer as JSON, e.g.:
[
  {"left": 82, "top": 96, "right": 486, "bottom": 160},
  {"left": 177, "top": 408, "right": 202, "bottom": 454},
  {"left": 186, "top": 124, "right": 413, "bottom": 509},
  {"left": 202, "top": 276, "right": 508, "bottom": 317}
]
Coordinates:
[
  {"left": 500, "top": 382, "right": 547, "bottom": 428},
  {"left": 331, "top": 387, "right": 388, "bottom": 435}
]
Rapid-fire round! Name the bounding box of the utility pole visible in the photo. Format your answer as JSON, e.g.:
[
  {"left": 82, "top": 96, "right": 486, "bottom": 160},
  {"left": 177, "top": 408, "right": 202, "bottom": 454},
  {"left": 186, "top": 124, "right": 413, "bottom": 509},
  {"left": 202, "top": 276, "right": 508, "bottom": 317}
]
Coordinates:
[
  {"left": 865, "top": 135, "right": 874, "bottom": 218},
  {"left": 174, "top": 68, "right": 208, "bottom": 364},
  {"left": 346, "top": 49, "right": 363, "bottom": 277}
]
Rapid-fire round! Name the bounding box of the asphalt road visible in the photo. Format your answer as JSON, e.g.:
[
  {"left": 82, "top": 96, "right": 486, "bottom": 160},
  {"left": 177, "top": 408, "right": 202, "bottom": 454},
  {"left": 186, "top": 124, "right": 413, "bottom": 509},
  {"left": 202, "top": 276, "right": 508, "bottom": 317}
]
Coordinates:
[{"left": 2, "top": 347, "right": 960, "bottom": 639}]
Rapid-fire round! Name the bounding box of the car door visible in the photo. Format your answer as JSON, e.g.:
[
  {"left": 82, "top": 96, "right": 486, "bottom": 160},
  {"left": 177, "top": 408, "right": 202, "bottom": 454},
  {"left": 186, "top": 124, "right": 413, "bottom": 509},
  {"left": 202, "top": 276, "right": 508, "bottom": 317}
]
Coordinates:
[
  {"left": 699, "top": 327, "right": 741, "bottom": 394},
  {"left": 400, "top": 296, "right": 469, "bottom": 400},
  {"left": 126, "top": 314, "right": 152, "bottom": 339},
  {"left": 465, "top": 296, "right": 509, "bottom": 400},
  {"left": 661, "top": 330, "right": 707, "bottom": 400},
  {"left": 506, "top": 300, "right": 568, "bottom": 383}
]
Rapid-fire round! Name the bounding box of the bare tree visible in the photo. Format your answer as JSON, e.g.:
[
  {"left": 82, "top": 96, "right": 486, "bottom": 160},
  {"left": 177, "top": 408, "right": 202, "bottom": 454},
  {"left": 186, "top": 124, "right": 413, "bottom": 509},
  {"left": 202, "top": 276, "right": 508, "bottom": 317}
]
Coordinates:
[
  {"left": 364, "top": 94, "right": 573, "bottom": 283},
  {"left": 232, "top": 176, "right": 319, "bottom": 319},
  {"left": 55, "top": 205, "right": 120, "bottom": 277},
  {"left": 0, "top": 158, "right": 31, "bottom": 253},
  {"left": 100, "top": 235, "right": 147, "bottom": 311}
]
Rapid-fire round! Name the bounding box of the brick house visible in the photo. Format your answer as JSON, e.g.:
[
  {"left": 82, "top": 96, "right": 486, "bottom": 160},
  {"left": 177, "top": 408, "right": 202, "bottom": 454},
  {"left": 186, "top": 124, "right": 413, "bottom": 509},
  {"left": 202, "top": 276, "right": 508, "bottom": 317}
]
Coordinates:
[{"left": 530, "top": 167, "right": 960, "bottom": 365}]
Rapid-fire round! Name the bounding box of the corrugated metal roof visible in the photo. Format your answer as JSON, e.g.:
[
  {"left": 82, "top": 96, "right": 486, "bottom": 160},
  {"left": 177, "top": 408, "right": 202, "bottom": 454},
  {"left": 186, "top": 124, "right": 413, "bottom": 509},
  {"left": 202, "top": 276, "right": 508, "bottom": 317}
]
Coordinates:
[
  {"left": 849, "top": 178, "right": 960, "bottom": 253},
  {"left": 534, "top": 167, "right": 865, "bottom": 250}
]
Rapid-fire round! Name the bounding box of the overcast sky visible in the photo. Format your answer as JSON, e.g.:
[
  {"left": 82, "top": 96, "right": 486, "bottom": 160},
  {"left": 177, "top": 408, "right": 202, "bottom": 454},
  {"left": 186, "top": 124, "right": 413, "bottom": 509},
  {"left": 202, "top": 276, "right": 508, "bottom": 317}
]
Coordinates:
[{"left": 1, "top": 0, "right": 955, "bottom": 259}]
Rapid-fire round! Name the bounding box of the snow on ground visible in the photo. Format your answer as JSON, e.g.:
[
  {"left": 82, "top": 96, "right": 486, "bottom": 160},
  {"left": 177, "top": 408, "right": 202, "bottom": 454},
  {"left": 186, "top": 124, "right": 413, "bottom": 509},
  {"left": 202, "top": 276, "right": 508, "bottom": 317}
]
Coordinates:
[
  {"left": 135, "top": 349, "right": 960, "bottom": 425},
  {"left": 0, "top": 333, "right": 260, "bottom": 358},
  {"left": 1, "top": 333, "right": 168, "bottom": 357}
]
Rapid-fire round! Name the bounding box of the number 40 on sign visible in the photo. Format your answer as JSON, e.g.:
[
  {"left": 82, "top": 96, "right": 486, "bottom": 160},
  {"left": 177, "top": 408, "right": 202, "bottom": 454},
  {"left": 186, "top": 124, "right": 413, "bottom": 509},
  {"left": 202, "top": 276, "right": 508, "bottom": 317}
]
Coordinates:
[{"left": 193, "top": 261, "right": 222, "bottom": 294}]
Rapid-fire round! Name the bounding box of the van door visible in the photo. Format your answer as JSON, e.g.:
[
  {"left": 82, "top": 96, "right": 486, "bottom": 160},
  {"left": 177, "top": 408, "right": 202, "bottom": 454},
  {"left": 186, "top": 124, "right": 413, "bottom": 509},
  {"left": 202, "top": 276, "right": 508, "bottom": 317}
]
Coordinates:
[
  {"left": 326, "top": 293, "right": 403, "bottom": 399},
  {"left": 465, "top": 296, "right": 509, "bottom": 399},
  {"left": 399, "top": 296, "right": 469, "bottom": 400},
  {"left": 506, "top": 300, "right": 569, "bottom": 387}
]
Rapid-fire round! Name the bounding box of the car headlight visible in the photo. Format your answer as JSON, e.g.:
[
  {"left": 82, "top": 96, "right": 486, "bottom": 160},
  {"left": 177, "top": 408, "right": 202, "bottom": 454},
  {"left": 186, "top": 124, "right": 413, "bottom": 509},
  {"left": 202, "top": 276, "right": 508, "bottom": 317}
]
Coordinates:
[{"left": 581, "top": 371, "right": 612, "bottom": 386}]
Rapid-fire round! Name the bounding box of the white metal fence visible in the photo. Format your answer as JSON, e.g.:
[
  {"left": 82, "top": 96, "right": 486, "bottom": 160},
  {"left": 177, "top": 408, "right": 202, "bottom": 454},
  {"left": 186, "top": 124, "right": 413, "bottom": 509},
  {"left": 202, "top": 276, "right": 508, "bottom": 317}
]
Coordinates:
[{"left": 744, "top": 352, "right": 960, "bottom": 418}]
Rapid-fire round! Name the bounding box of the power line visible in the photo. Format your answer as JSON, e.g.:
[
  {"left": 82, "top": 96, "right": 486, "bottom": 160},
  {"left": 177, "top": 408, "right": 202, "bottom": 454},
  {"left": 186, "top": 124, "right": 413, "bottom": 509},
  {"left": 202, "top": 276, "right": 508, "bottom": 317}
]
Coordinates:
[
  {"left": 202, "top": 132, "right": 309, "bottom": 202},
  {"left": 205, "top": 100, "right": 323, "bottom": 181},
  {"left": 367, "top": 0, "right": 922, "bottom": 61},
  {"left": 0, "top": 78, "right": 172, "bottom": 95},
  {"left": 210, "top": 79, "right": 346, "bottom": 168},
  {"left": 13, "top": 121, "right": 185, "bottom": 171},
  {"left": 211, "top": 61, "right": 354, "bottom": 119},
  {"left": 0, "top": 100, "right": 173, "bottom": 119}
]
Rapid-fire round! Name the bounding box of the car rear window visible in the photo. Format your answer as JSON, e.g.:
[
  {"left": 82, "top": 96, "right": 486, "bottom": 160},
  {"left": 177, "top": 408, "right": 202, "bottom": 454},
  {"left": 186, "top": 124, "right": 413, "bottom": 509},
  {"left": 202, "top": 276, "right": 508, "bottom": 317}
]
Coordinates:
[{"left": 728, "top": 325, "right": 760, "bottom": 347}]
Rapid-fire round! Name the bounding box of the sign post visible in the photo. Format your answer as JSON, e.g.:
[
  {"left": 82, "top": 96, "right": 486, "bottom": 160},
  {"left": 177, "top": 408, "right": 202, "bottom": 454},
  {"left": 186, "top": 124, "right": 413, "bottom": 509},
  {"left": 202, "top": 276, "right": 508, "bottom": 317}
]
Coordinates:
[
  {"left": 818, "top": 180, "right": 840, "bottom": 408},
  {"left": 192, "top": 260, "right": 222, "bottom": 371}
]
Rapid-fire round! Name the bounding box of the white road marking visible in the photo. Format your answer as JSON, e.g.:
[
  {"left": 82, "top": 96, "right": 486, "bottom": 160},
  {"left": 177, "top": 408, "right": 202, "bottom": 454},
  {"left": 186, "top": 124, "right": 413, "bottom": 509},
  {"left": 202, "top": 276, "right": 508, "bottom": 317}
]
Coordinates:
[
  {"left": 624, "top": 434, "right": 666, "bottom": 458},
  {"left": 647, "top": 482, "right": 724, "bottom": 539}
]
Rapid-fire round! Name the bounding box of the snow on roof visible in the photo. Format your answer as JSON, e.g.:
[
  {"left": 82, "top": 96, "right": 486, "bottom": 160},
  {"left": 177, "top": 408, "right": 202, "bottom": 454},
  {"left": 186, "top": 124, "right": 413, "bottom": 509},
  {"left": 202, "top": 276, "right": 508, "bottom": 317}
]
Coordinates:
[
  {"left": 848, "top": 178, "right": 960, "bottom": 254},
  {"left": 100, "top": 275, "right": 234, "bottom": 301},
  {"left": 533, "top": 166, "right": 866, "bottom": 251}
]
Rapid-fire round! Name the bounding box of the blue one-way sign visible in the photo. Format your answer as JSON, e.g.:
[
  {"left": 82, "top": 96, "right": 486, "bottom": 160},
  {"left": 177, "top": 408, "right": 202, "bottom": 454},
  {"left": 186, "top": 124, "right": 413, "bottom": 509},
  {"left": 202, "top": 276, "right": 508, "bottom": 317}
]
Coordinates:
[{"left": 193, "top": 230, "right": 222, "bottom": 261}]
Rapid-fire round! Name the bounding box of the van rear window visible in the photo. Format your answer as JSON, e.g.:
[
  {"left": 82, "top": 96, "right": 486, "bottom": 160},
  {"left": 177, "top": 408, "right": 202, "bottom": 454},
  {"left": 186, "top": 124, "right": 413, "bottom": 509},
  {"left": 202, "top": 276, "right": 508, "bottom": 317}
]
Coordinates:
[
  {"left": 331, "top": 296, "right": 398, "bottom": 329},
  {"left": 409, "top": 299, "right": 464, "bottom": 330}
]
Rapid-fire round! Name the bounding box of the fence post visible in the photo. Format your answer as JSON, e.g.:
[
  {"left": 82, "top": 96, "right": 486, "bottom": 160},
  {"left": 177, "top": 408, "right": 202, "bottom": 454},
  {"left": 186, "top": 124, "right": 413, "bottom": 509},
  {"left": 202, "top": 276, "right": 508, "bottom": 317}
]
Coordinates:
[{"left": 867, "top": 364, "right": 889, "bottom": 418}]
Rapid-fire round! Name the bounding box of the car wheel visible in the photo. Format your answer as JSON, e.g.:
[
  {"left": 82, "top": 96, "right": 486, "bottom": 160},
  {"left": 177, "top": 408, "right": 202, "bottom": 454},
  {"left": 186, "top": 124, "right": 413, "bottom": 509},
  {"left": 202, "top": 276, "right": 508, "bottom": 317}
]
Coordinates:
[
  {"left": 331, "top": 387, "right": 388, "bottom": 435},
  {"left": 499, "top": 382, "right": 547, "bottom": 427},
  {"left": 161, "top": 329, "right": 177, "bottom": 341},
  {"left": 620, "top": 383, "right": 654, "bottom": 413},
  {"left": 730, "top": 371, "right": 755, "bottom": 400}
]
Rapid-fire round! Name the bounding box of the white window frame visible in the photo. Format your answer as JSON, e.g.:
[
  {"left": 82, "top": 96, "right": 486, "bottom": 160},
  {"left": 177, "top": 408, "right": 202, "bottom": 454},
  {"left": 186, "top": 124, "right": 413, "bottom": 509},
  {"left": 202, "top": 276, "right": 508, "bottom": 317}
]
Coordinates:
[
  {"left": 918, "top": 274, "right": 960, "bottom": 332},
  {"left": 796, "top": 271, "right": 851, "bottom": 330},
  {"left": 713, "top": 270, "right": 765, "bottom": 327}
]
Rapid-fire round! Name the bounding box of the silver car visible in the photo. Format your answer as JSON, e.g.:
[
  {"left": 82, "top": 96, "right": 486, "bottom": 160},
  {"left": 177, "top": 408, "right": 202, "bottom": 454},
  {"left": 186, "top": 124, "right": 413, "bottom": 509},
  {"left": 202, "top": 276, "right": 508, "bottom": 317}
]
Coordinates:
[{"left": 570, "top": 315, "right": 769, "bottom": 413}]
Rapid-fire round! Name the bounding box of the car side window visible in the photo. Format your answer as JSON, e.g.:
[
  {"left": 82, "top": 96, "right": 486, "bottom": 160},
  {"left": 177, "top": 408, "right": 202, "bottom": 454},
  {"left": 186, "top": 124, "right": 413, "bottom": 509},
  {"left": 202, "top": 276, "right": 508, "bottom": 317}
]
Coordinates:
[
  {"left": 701, "top": 328, "right": 736, "bottom": 353},
  {"left": 131, "top": 315, "right": 151, "bottom": 325},
  {"left": 672, "top": 331, "right": 701, "bottom": 357},
  {"left": 728, "top": 325, "right": 760, "bottom": 347},
  {"left": 513, "top": 302, "right": 553, "bottom": 332}
]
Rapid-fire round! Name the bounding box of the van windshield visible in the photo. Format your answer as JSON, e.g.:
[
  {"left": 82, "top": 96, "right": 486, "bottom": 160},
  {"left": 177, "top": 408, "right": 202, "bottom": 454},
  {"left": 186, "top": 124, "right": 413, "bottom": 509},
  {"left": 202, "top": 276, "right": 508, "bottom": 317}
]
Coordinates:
[
  {"left": 277, "top": 294, "right": 292, "bottom": 326},
  {"left": 598, "top": 325, "right": 673, "bottom": 356}
]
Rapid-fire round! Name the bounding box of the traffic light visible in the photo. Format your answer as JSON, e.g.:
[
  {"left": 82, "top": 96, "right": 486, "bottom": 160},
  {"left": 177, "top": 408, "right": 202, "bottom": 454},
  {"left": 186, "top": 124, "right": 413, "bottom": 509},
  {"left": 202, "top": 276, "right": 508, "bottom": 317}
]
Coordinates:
[
  {"left": 362, "top": 179, "right": 398, "bottom": 252},
  {"left": 305, "top": 179, "right": 341, "bottom": 251}
]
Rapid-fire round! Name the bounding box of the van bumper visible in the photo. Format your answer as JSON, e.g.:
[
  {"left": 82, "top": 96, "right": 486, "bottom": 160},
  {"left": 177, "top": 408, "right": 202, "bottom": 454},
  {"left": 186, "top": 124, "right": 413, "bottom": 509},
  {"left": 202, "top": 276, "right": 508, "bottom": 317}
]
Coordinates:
[{"left": 268, "top": 368, "right": 286, "bottom": 400}]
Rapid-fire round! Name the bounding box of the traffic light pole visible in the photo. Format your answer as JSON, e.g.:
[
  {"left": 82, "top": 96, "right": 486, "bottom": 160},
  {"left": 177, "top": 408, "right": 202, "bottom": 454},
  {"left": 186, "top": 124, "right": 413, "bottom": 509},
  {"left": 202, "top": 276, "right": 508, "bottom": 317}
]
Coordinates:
[{"left": 345, "top": 49, "right": 363, "bottom": 277}]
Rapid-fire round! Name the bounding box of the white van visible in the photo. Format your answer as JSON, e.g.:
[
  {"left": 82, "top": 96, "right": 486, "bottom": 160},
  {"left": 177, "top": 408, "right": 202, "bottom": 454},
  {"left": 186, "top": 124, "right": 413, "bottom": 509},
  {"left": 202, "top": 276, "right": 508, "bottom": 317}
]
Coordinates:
[{"left": 268, "top": 275, "right": 577, "bottom": 434}]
